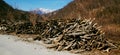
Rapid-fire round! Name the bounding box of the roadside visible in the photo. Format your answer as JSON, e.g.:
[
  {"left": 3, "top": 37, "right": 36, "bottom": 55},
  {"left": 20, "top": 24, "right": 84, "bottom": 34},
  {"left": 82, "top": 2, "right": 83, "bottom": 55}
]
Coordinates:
[{"left": 0, "top": 35, "right": 78, "bottom": 55}]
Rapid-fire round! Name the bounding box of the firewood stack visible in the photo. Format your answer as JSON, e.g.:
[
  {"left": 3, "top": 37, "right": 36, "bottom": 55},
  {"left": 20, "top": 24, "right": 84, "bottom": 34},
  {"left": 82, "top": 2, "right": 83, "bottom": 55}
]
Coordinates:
[
  {"left": 37, "top": 18, "right": 116, "bottom": 53},
  {"left": 0, "top": 17, "right": 117, "bottom": 53}
]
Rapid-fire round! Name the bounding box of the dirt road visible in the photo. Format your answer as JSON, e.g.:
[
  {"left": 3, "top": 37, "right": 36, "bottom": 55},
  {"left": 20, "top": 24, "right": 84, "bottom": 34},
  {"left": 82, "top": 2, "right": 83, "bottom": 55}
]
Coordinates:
[{"left": 0, "top": 35, "right": 78, "bottom": 55}]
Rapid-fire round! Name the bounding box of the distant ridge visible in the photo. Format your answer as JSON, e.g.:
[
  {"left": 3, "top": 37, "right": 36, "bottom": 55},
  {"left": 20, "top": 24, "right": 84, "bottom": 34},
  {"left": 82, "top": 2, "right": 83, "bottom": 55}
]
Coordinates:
[{"left": 0, "top": 0, "right": 37, "bottom": 24}]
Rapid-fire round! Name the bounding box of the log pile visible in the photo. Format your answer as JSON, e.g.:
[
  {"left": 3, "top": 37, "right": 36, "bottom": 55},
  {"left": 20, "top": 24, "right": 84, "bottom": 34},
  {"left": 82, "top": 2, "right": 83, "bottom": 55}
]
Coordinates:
[
  {"left": 36, "top": 18, "right": 116, "bottom": 53},
  {"left": 0, "top": 22, "right": 42, "bottom": 34},
  {"left": 0, "top": 17, "right": 117, "bottom": 53}
]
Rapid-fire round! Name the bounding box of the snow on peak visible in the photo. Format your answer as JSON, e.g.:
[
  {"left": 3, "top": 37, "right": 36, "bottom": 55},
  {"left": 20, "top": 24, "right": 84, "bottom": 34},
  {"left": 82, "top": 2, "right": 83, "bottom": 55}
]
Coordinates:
[{"left": 33, "top": 8, "right": 55, "bottom": 14}]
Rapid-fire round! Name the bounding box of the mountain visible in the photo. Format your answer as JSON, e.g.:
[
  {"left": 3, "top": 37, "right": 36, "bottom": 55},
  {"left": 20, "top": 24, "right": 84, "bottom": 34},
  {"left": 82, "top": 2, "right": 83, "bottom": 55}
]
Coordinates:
[
  {"left": 31, "top": 8, "right": 54, "bottom": 15},
  {"left": 0, "top": 0, "right": 14, "bottom": 23},
  {"left": 0, "top": 0, "right": 41, "bottom": 25},
  {"left": 49, "top": 0, "right": 120, "bottom": 41}
]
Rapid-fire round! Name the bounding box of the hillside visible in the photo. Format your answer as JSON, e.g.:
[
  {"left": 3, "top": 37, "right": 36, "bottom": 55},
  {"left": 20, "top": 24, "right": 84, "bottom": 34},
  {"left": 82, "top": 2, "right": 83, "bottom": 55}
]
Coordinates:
[
  {"left": 0, "top": 0, "right": 14, "bottom": 23},
  {"left": 0, "top": 0, "right": 39, "bottom": 25},
  {"left": 50, "top": 0, "right": 120, "bottom": 41}
]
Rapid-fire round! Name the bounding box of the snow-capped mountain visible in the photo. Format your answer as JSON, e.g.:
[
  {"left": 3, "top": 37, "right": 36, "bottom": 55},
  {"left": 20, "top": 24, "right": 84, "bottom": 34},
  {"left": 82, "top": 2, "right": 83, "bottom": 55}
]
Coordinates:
[{"left": 31, "top": 8, "right": 55, "bottom": 14}]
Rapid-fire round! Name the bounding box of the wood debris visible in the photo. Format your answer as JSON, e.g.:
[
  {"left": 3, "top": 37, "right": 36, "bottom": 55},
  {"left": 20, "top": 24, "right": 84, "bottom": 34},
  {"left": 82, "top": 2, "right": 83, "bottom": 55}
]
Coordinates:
[
  {"left": 36, "top": 18, "right": 117, "bottom": 53},
  {"left": 0, "top": 17, "right": 117, "bottom": 53}
]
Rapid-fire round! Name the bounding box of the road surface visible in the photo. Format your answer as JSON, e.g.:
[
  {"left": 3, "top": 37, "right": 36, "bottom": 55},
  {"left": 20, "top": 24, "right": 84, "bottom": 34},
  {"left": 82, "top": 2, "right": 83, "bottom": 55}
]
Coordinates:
[{"left": 0, "top": 35, "right": 78, "bottom": 55}]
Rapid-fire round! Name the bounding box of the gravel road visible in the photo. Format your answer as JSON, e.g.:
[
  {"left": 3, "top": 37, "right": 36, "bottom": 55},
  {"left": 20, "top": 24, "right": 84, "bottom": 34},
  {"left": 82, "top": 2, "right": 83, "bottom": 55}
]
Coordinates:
[{"left": 0, "top": 35, "right": 79, "bottom": 55}]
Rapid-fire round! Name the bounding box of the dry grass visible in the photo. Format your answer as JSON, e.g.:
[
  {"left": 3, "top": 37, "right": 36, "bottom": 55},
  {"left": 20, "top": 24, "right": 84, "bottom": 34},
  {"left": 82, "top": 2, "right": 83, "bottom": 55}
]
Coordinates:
[
  {"left": 49, "top": 0, "right": 120, "bottom": 43},
  {"left": 48, "top": 1, "right": 120, "bottom": 53},
  {"left": 102, "top": 24, "right": 120, "bottom": 41},
  {"left": 29, "top": 11, "right": 38, "bottom": 27}
]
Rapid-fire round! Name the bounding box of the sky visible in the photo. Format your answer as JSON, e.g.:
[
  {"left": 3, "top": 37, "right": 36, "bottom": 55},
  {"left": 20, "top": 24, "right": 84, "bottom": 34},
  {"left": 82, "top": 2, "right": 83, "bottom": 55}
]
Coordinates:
[{"left": 4, "top": 0, "right": 73, "bottom": 11}]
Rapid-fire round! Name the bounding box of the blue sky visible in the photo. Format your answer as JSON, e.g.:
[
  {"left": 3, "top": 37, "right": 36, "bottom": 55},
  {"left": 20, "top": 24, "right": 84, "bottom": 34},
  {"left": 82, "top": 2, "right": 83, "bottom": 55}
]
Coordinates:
[{"left": 4, "top": 0, "right": 73, "bottom": 11}]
